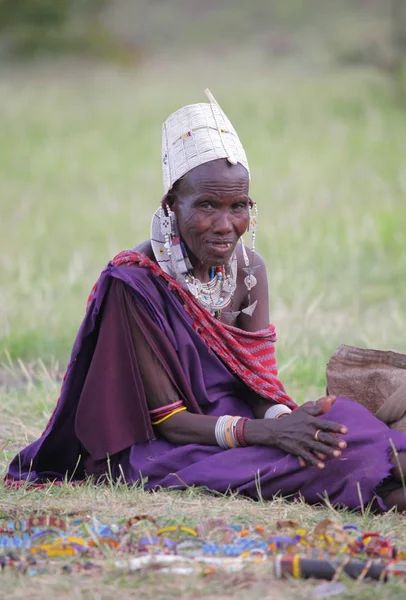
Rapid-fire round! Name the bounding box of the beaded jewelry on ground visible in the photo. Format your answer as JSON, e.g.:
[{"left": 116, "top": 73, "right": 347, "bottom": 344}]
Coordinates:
[{"left": 1, "top": 513, "right": 405, "bottom": 586}]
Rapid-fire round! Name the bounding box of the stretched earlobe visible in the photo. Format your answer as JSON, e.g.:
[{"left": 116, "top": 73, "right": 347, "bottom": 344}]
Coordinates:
[{"left": 161, "top": 194, "right": 173, "bottom": 212}]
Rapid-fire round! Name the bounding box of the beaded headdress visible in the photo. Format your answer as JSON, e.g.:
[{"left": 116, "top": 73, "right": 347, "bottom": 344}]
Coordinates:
[{"left": 161, "top": 89, "right": 250, "bottom": 194}]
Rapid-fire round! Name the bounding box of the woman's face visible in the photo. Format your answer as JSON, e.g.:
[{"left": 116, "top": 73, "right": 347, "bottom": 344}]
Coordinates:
[{"left": 167, "top": 159, "right": 250, "bottom": 269}]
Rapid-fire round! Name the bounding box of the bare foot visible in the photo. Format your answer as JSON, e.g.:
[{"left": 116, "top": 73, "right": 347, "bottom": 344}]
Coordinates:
[{"left": 383, "top": 487, "right": 406, "bottom": 513}]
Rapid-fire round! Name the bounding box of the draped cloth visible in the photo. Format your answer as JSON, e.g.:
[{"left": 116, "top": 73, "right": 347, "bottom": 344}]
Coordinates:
[{"left": 7, "top": 251, "right": 406, "bottom": 511}]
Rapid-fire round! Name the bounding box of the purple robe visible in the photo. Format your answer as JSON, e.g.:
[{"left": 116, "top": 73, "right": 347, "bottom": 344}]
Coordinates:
[{"left": 7, "top": 260, "right": 406, "bottom": 510}]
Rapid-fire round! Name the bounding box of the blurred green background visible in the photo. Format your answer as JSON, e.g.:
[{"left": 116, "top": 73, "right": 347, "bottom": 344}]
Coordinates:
[
  {"left": 1, "top": 0, "right": 406, "bottom": 402},
  {"left": 1, "top": 0, "right": 406, "bottom": 69}
]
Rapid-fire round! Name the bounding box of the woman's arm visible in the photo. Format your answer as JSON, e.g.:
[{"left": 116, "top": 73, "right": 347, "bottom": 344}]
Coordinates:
[
  {"left": 157, "top": 396, "right": 348, "bottom": 469},
  {"left": 244, "top": 393, "right": 278, "bottom": 418}
]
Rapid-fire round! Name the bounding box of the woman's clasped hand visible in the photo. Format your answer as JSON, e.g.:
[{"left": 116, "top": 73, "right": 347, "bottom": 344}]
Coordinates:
[{"left": 246, "top": 396, "right": 348, "bottom": 469}]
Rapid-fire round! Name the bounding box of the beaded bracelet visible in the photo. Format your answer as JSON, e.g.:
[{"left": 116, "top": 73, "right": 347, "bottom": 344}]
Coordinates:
[
  {"left": 235, "top": 417, "right": 249, "bottom": 447},
  {"left": 149, "top": 400, "right": 184, "bottom": 417},
  {"left": 151, "top": 406, "right": 187, "bottom": 425},
  {"left": 215, "top": 416, "right": 249, "bottom": 449}
]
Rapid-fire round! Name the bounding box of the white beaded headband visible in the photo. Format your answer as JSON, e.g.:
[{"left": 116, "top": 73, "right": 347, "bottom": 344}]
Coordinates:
[{"left": 161, "top": 89, "right": 250, "bottom": 194}]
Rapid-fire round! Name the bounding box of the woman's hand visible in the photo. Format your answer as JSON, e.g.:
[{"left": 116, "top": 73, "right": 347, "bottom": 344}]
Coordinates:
[{"left": 245, "top": 396, "right": 348, "bottom": 469}]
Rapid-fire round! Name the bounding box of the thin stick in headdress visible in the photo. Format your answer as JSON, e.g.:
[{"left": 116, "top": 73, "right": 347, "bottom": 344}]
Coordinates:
[{"left": 205, "top": 88, "right": 238, "bottom": 165}]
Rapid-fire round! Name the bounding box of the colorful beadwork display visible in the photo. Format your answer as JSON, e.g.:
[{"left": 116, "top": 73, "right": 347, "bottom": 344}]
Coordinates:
[{"left": 1, "top": 515, "right": 406, "bottom": 584}]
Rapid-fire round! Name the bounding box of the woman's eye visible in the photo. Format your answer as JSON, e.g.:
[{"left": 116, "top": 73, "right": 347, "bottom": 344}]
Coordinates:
[
  {"left": 232, "top": 202, "right": 248, "bottom": 211},
  {"left": 199, "top": 201, "right": 213, "bottom": 209}
]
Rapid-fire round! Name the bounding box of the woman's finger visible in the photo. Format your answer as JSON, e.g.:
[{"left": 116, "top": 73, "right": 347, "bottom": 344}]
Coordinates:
[
  {"left": 303, "top": 396, "right": 336, "bottom": 417},
  {"left": 310, "top": 441, "right": 342, "bottom": 457},
  {"left": 297, "top": 449, "right": 325, "bottom": 469},
  {"left": 312, "top": 429, "right": 347, "bottom": 449},
  {"left": 299, "top": 451, "right": 326, "bottom": 467},
  {"left": 315, "top": 395, "right": 337, "bottom": 413},
  {"left": 313, "top": 418, "right": 348, "bottom": 436}
]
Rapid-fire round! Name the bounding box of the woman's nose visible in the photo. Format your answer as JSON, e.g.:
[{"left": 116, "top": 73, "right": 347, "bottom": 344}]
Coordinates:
[{"left": 212, "top": 211, "right": 233, "bottom": 233}]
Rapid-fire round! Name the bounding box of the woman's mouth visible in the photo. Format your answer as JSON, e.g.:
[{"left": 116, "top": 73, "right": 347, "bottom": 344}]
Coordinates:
[{"left": 206, "top": 241, "right": 233, "bottom": 253}]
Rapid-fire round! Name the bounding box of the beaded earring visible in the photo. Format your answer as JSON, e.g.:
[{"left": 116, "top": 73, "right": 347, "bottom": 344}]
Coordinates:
[
  {"left": 239, "top": 202, "right": 260, "bottom": 317},
  {"left": 241, "top": 202, "right": 259, "bottom": 294},
  {"left": 241, "top": 239, "right": 256, "bottom": 292},
  {"left": 240, "top": 239, "right": 258, "bottom": 317},
  {"left": 248, "top": 201, "right": 258, "bottom": 254},
  {"left": 160, "top": 203, "right": 173, "bottom": 256}
]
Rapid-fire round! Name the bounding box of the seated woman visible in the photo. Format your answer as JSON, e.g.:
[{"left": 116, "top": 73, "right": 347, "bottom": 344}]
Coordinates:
[{"left": 8, "top": 90, "right": 406, "bottom": 512}]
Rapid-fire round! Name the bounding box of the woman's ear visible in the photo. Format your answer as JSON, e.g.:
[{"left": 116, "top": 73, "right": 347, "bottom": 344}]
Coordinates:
[{"left": 161, "top": 190, "right": 176, "bottom": 212}]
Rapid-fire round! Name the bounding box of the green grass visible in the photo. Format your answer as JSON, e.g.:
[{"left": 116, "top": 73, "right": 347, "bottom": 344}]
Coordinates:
[{"left": 1, "top": 59, "right": 406, "bottom": 598}]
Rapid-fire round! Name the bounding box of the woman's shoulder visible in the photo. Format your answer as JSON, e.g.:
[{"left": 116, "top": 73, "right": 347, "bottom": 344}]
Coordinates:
[
  {"left": 133, "top": 240, "right": 155, "bottom": 260},
  {"left": 106, "top": 245, "right": 168, "bottom": 305},
  {"left": 109, "top": 242, "right": 157, "bottom": 273},
  {"left": 108, "top": 243, "right": 159, "bottom": 284}
]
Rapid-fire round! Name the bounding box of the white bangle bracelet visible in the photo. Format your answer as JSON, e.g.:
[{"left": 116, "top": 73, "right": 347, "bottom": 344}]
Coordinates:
[
  {"left": 264, "top": 404, "right": 292, "bottom": 419},
  {"left": 215, "top": 415, "right": 242, "bottom": 448}
]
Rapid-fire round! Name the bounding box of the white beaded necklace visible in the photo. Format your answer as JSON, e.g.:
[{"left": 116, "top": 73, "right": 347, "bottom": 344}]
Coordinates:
[{"left": 184, "top": 259, "right": 237, "bottom": 313}]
